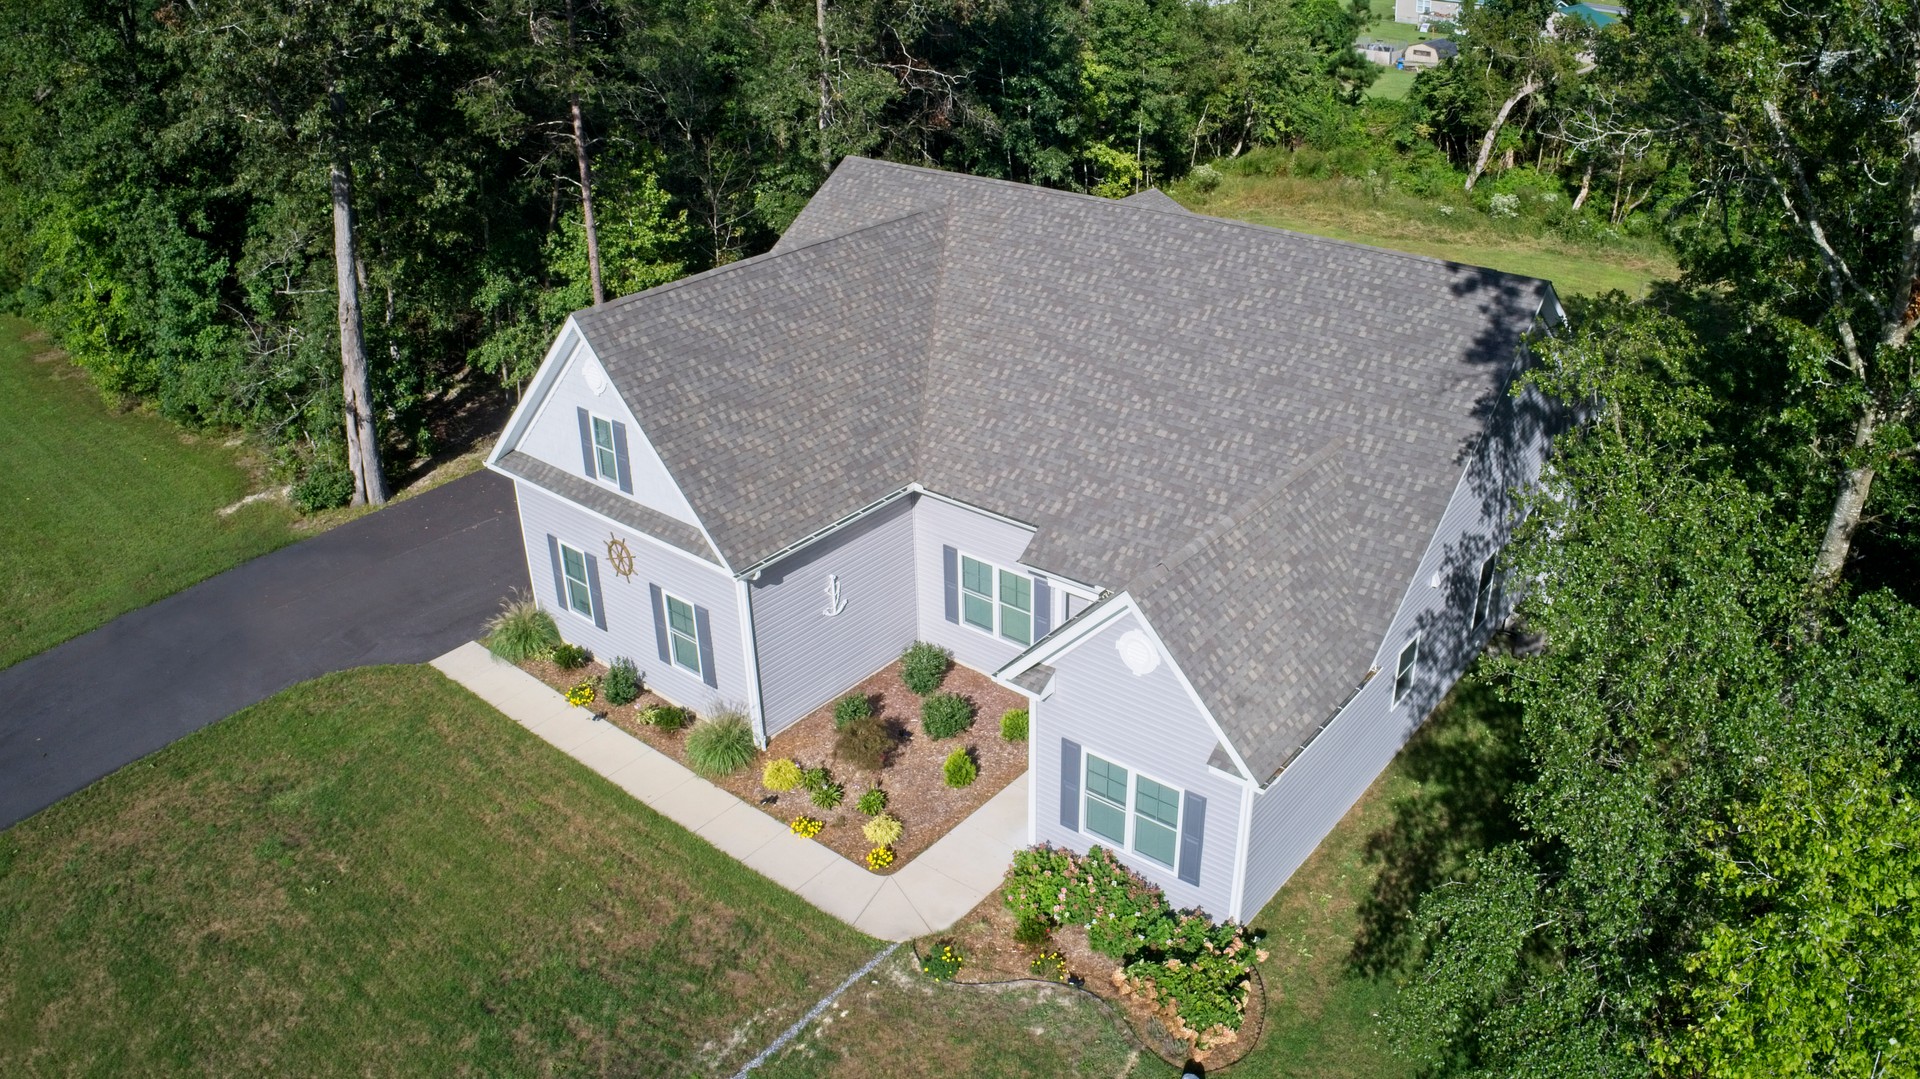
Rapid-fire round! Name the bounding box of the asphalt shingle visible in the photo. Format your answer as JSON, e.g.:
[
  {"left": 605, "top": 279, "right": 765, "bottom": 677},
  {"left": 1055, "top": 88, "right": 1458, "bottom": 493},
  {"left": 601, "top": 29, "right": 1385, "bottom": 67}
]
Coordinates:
[{"left": 557, "top": 158, "right": 1550, "bottom": 781}]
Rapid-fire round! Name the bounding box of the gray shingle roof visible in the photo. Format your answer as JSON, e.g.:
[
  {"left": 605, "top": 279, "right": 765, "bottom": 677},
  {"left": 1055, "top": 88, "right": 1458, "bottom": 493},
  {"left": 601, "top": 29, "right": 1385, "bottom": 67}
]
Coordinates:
[
  {"left": 1118, "top": 188, "right": 1189, "bottom": 213},
  {"left": 563, "top": 158, "right": 1550, "bottom": 781},
  {"left": 496, "top": 451, "right": 721, "bottom": 564}
]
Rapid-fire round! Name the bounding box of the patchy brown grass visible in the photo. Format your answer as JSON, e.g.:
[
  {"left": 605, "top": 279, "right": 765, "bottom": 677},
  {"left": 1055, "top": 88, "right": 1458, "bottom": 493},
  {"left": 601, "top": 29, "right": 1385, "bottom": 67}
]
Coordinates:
[{"left": 0, "top": 665, "right": 877, "bottom": 1076}]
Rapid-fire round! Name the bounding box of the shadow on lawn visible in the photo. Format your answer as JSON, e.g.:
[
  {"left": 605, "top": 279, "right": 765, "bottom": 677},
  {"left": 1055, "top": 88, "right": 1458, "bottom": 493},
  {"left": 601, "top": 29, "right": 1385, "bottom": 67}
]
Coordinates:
[{"left": 1347, "top": 664, "right": 1532, "bottom": 977}]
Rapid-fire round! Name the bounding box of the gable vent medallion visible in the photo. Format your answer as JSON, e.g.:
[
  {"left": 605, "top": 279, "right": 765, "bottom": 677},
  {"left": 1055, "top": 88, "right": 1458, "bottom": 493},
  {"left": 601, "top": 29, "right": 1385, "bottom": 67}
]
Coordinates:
[
  {"left": 1116, "top": 630, "right": 1160, "bottom": 676},
  {"left": 582, "top": 356, "right": 609, "bottom": 395}
]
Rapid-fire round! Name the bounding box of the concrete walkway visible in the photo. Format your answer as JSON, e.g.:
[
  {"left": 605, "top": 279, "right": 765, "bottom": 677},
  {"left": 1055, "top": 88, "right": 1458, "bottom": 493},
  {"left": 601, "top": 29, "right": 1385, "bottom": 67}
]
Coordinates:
[{"left": 431, "top": 641, "right": 1028, "bottom": 942}]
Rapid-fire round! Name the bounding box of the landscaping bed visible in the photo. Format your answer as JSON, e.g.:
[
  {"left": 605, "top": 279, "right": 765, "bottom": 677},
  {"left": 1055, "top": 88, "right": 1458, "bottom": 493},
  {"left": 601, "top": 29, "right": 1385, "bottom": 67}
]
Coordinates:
[
  {"left": 916, "top": 848, "right": 1269, "bottom": 1070},
  {"left": 515, "top": 648, "right": 1029, "bottom": 873}
]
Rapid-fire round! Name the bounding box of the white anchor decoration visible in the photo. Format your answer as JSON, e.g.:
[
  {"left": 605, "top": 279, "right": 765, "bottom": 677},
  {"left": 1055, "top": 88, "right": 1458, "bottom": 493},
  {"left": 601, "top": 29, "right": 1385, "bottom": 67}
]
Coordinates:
[{"left": 822, "top": 574, "right": 848, "bottom": 617}]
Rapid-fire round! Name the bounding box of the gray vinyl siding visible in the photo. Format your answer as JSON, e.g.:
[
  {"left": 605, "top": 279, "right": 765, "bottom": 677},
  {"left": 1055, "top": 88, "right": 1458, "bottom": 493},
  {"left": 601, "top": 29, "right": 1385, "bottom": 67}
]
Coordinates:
[
  {"left": 1032, "top": 610, "right": 1245, "bottom": 919},
  {"left": 750, "top": 496, "right": 918, "bottom": 736},
  {"left": 912, "top": 494, "right": 1038, "bottom": 673},
  {"left": 515, "top": 337, "right": 703, "bottom": 532},
  {"left": 1237, "top": 379, "right": 1555, "bottom": 918},
  {"left": 513, "top": 482, "right": 746, "bottom": 713}
]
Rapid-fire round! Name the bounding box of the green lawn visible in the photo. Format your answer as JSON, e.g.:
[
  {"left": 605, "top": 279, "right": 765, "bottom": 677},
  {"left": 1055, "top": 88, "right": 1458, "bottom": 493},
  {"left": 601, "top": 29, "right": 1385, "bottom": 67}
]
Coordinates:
[
  {"left": 1364, "top": 68, "right": 1418, "bottom": 101},
  {"left": 758, "top": 950, "right": 1173, "bottom": 1079},
  {"left": 1179, "top": 172, "right": 1677, "bottom": 298},
  {"left": 0, "top": 665, "right": 878, "bottom": 1076},
  {"left": 0, "top": 318, "right": 298, "bottom": 668}
]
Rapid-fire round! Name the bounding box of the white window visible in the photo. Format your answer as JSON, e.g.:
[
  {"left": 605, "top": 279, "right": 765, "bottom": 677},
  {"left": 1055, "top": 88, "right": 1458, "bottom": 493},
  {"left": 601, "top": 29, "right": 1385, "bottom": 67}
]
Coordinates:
[
  {"left": 558, "top": 542, "right": 594, "bottom": 620},
  {"left": 1472, "top": 554, "right": 1502, "bottom": 630},
  {"left": 1393, "top": 636, "right": 1420, "bottom": 707},
  {"left": 1083, "top": 752, "right": 1182, "bottom": 869},
  {"left": 663, "top": 592, "right": 701, "bottom": 676},
  {"left": 590, "top": 415, "right": 618, "bottom": 480},
  {"left": 958, "top": 553, "right": 1033, "bottom": 646}
]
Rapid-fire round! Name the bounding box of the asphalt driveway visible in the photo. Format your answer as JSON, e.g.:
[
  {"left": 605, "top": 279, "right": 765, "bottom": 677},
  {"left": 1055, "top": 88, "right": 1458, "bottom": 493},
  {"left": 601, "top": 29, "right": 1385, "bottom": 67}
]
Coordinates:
[{"left": 0, "top": 470, "right": 528, "bottom": 829}]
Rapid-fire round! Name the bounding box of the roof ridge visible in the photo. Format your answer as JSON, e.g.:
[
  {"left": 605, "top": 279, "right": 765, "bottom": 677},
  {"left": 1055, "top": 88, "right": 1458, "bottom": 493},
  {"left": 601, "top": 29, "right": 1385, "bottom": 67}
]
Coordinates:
[
  {"left": 837, "top": 156, "right": 1552, "bottom": 284},
  {"left": 578, "top": 205, "right": 944, "bottom": 322}
]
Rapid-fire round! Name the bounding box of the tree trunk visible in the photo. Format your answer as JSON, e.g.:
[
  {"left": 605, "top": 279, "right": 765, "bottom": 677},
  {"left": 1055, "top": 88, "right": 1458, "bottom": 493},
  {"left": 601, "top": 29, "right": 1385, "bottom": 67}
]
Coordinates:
[
  {"left": 1571, "top": 159, "right": 1593, "bottom": 210},
  {"left": 1812, "top": 405, "right": 1881, "bottom": 584},
  {"left": 329, "top": 156, "right": 387, "bottom": 506},
  {"left": 570, "top": 93, "right": 604, "bottom": 305},
  {"left": 1464, "top": 76, "right": 1540, "bottom": 192},
  {"left": 816, "top": 0, "right": 831, "bottom": 169}
]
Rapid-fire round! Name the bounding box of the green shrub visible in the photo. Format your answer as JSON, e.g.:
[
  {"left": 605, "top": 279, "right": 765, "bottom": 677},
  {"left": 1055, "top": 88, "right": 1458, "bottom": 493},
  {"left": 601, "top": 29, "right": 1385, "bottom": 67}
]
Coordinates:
[
  {"left": 291, "top": 458, "right": 355, "bottom": 513},
  {"left": 943, "top": 747, "right": 978, "bottom": 788},
  {"left": 1188, "top": 163, "right": 1222, "bottom": 193},
  {"left": 641, "top": 704, "right": 694, "bottom": 730},
  {"left": 1000, "top": 844, "right": 1262, "bottom": 1037},
  {"left": 799, "top": 765, "right": 832, "bottom": 792},
  {"left": 483, "top": 593, "right": 560, "bottom": 663},
  {"left": 863, "top": 813, "right": 903, "bottom": 847},
  {"left": 832, "top": 693, "right": 873, "bottom": 730},
  {"left": 900, "top": 641, "right": 952, "bottom": 696},
  {"left": 551, "top": 642, "right": 591, "bottom": 669},
  {"left": 921, "top": 693, "right": 975, "bottom": 739},
  {"left": 685, "top": 712, "right": 756, "bottom": 776},
  {"left": 809, "top": 781, "right": 844, "bottom": 810},
  {"left": 603, "top": 657, "right": 642, "bottom": 706},
  {"left": 1013, "top": 915, "right": 1051, "bottom": 948},
  {"left": 1000, "top": 708, "right": 1029, "bottom": 742},
  {"left": 835, "top": 716, "right": 893, "bottom": 771},
  {"left": 762, "top": 758, "right": 803, "bottom": 791},
  {"left": 855, "top": 787, "right": 888, "bottom": 816}
]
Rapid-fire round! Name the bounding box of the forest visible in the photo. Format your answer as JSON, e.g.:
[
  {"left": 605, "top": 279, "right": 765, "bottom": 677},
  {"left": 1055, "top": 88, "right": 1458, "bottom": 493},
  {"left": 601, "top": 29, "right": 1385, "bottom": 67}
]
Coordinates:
[{"left": 2, "top": 0, "right": 1918, "bottom": 1074}]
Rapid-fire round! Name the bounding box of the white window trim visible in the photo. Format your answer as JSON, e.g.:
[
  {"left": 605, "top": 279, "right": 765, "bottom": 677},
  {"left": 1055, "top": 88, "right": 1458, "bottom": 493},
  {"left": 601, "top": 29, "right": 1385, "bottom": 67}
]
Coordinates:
[
  {"left": 956, "top": 550, "right": 1037, "bottom": 647},
  {"left": 1081, "top": 750, "right": 1184, "bottom": 871},
  {"left": 1393, "top": 635, "right": 1420, "bottom": 708},
  {"left": 589, "top": 413, "right": 619, "bottom": 486},
  {"left": 557, "top": 541, "right": 595, "bottom": 622},
  {"left": 662, "top": 589, "right": 702, "bottom": 677},
  {"left": 1472, "top": 553, "right": 1500, "bottom": 630}
]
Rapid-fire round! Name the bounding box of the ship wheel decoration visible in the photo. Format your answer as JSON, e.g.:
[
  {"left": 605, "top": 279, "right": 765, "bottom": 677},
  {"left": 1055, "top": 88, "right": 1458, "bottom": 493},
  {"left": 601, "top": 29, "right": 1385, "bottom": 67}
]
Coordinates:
[{"left": 605, "top": 534, "right": 637, "bottom": 582}]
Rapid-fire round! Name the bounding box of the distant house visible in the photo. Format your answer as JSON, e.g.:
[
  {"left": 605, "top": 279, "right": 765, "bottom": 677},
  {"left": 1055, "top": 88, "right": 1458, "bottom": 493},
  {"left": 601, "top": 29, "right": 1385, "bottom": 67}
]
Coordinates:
[
  {"left": 1354, "top": 40, "right": 1402, "bottom": 67},
  {"left": 1394, "top": 0, "right": 1462, "bottom": 25},
  {"left": 1402, "top": 38, "right": 1460, "bottom": 68},
  {"left": 487, "top": 158, "right": 1561, "bottom": 921}
]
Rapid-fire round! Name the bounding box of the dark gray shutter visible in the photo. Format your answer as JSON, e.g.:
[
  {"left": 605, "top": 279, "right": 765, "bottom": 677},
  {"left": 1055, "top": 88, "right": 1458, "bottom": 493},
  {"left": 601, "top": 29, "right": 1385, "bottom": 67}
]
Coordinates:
[
  {"left": 547, "top": 534, "right": 567, "bottom": 608},
  {"left": 942, "top": 545, "right": 959, "bottom": 624},
  {"left": 576, "top": 407, "right": 596, "bottom": 479},
  {"left": 649, "top": 584, "right": 671, "bottom": 663},
  {"left": 1032, "top": 575, "right": 1053, "bottom": 638},
  {"left": 694, "top": 605, "right": 718, "bottom": 688},
  {"left": 585, "top": 553, "right": 607, "bottom": 630},
  {"left": 1059, "top": 738, "right": 1081, "bottom": 831},
  {"left": 1177, "top": 791, "right": 1207, "bottom": 886},
  {"left": 611, "top": 421, "right": 634, "bottom": 494}
]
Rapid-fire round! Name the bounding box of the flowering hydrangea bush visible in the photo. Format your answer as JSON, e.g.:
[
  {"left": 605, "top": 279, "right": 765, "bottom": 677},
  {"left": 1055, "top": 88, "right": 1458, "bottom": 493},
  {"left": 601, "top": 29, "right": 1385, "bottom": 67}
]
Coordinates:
[{"left": 1002, "top": 844, "right": 1264, "bottom": 1039}]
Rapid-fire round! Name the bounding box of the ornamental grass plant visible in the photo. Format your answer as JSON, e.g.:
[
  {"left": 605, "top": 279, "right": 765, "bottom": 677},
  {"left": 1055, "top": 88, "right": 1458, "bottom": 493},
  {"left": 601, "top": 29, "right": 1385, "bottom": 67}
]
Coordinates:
[
  {"left": 483, "top": 592, "right": 560, "bottom": 663},
  {"left": 762, "top": 758, "right": 803, "bottom": 791},
  {"left": 862, "top": 813, "right": 903, "bottom": 848},
  {"left": 685, "top": 711, "right": 755, "bottom": 777}
]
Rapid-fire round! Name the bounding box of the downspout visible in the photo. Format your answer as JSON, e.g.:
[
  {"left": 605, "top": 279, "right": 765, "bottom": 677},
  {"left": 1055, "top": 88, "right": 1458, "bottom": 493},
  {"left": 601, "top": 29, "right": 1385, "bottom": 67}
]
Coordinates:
[{"left": 735, "top": 577, "right": 770, "bottom": 748}]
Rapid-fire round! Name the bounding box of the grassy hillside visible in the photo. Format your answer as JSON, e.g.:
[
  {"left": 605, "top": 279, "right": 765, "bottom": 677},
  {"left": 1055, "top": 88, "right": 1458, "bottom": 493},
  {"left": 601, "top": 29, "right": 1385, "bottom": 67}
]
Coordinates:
[
  {"left": 0, "top": 666, "right": 878, "bottom": 1076},
  {"left": 1178, "top": 166, "right": 1678, "bottom": 298},
  {"left": 0, "top": 319, "right": 298, "bottom": 668}
]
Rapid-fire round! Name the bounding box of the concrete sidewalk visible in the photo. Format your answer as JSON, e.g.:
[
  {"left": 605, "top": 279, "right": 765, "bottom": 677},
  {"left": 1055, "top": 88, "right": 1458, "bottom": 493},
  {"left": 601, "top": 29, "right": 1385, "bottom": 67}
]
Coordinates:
[{"left": 431, "top": 641, "right": 1027, "bottom": 941}]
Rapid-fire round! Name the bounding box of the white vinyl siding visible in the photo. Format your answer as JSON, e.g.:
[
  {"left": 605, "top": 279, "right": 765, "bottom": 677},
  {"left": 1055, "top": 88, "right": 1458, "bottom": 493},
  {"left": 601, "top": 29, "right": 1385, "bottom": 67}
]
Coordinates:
[
  {"left": 665, "top": 592, "right": 701, "bottom": 675},
  {"left": 1083, "top": 751, "right": 1182, "bottom": 870},
  {"left": 559, "top": 543, "right": 594, "bottom": 619}
]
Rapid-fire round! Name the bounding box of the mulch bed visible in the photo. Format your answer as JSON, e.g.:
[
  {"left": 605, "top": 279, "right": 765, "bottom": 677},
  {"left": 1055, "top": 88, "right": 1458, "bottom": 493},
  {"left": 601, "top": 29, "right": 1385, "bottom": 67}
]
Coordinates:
[
  {"left": 924, "top": 884, "right": 1269, "bottom": 1070},
  {"left": 516, "top": 655, "right": 1029, "bottom": 873}
]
